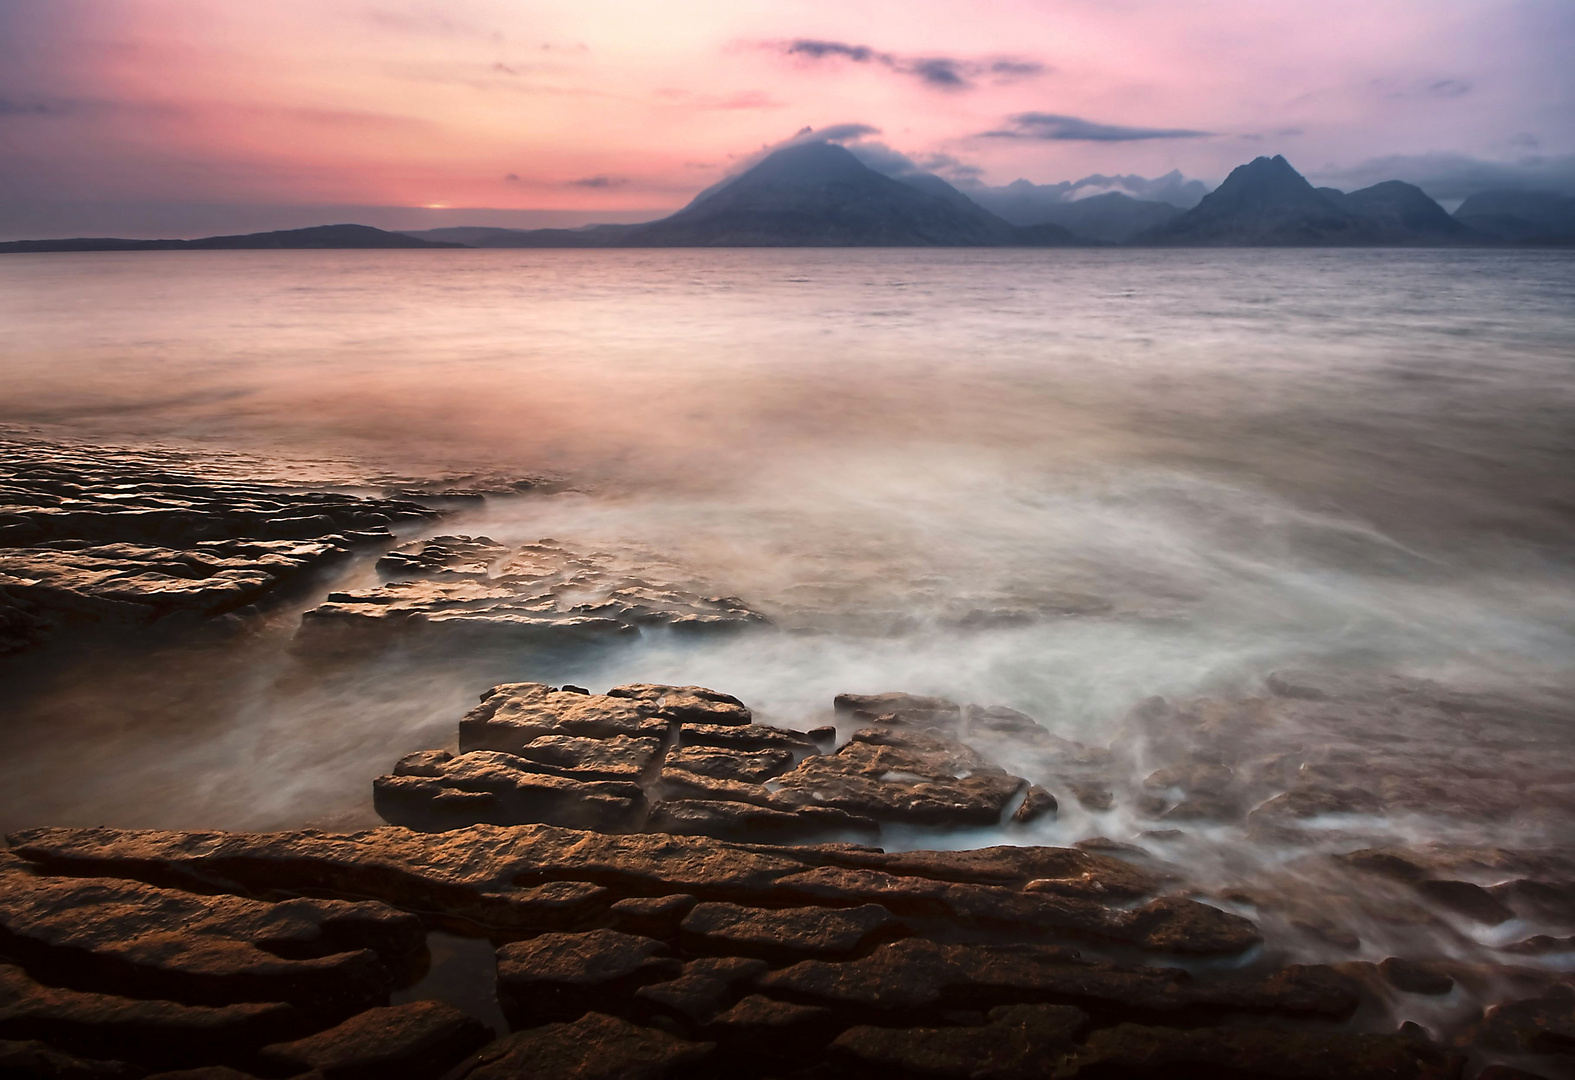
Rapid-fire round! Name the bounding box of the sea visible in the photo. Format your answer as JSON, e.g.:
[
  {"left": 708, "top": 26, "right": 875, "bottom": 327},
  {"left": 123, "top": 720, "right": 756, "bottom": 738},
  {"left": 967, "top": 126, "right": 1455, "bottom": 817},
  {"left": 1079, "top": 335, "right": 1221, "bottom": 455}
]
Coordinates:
[{"left": 1, "top": 247, "right": 1572, "bottom": 848}]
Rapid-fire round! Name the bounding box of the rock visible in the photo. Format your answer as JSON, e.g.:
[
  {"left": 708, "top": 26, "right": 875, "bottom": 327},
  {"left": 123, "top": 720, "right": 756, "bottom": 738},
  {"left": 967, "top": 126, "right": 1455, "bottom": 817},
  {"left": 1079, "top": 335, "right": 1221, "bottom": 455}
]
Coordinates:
[
  {"left": 1415, "top": 879, "right": 1516, "bottom": 925},
  {"left": 677, "top": 724, "right": 818, "bottom": 752},
  {"left": 301, "top": 542, "right": 765, "bottom": 654},
  {"left": 758, "top": 939, "right": 1356, "bottom": 1025},
  {"left": 458, "top": 685, "right": 670, "bottom": 753},
  {"left": 0, "top": 863, "right": 420, "bottom": 1016},
  {"left": 5, "top": 825, "right": 1255, "bottom": 953},
  {"left": 679, "top": 902, "right": 906, "bottom": 963},
  {"left": 372, "top": 751, "right": 647, "bottom": 832},
  {"left": 1074, "top": 1022, "right": 1463, "bottom": 1079},
  {"left": 0, "top": 964, "right": 305, "bottom": 1070},
  {"left": 834, "top": 693, "right": 962, "bottom": 736},
  {"left": 1475, "top": 986, "right": 1575, "bottom": 1054},
  {"left": 0, "top": 1038, "right": 139, "bottom": 1078},
  {"left": 450, "top": 1011, "right": 712, "bottom": 1080},
  {"left": 645, "top": 800, "right": 878, "bottom": 844},
  {"left": 1378, "top": 957, "right": 1455, "bottom": 996},
  {"left": 649, "top": 769, "right": 780, "bottom": 809},
  {"left": 1012, "top": 786, "right": 1058, "bottom": 824},
  {"left": 252, "top": 1000, "right": 491, "bottom": 1079},
  {"left": 772, "top": 728, "right": 1025, "bottom": 826},
  {"left": 967, "top": 705, "right": 1052, "bottom": 740},
  {"left": 609, "top": 895, "right": 698, "bottom": 941},
  {"left": 662, "top": 747, "right": 793, "bottom": 784},
  {"left": 494, "top": 930, "right": 681, "bottom": 1025},
  {"left": 703, "top": 994, "right": 838, "bottom": 1054},
  {"left": 512, "top": 735, "right": 664, "bottom": 782},
  {"left": 828, "top": 1002, "right": 1086, "bottom": 1077},
  {"left": 607, "top": 686, "right": 753, "bottom": 726},
  {"left": 633, "top": 958, "right": 768, "bottom": 1025}
]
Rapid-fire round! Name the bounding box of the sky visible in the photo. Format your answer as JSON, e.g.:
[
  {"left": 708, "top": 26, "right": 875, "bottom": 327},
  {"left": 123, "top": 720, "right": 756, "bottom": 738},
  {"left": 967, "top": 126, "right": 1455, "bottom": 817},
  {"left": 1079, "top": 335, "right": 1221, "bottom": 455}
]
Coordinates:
[{"left": 1, "top": 0, "right": 1572, "bottom": 237}]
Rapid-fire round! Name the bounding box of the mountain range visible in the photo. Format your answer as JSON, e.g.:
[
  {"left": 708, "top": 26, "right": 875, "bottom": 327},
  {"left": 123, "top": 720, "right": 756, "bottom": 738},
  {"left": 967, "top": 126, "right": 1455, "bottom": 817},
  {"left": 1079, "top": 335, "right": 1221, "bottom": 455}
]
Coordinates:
[{"left": 4, "top": 147, "right": 1573, "bottom": 252}]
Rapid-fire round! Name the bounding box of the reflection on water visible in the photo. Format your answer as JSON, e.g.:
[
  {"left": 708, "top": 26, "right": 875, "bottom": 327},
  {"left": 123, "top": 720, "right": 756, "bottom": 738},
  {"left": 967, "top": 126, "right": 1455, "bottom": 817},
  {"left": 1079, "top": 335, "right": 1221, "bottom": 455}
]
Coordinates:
[{"left": 0, "top": 250, "right": 1572, "bottom": 973}]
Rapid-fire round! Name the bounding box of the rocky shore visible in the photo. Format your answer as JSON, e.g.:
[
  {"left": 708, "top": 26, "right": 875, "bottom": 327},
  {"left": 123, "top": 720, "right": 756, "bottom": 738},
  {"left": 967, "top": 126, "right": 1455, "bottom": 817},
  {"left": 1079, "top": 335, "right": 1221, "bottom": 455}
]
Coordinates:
[{"left": 0, "top": 438, "right": 1571, "bottom": 1077}]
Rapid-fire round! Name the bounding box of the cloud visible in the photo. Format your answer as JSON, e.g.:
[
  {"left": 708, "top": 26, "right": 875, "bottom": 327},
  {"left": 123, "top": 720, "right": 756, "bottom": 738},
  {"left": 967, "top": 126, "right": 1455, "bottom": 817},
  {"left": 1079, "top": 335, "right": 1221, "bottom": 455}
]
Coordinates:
[
  {"left": 566, "top": 175, "right": 627, "bottom": 188},
  {"left": 983, "top": 113, "right": 1214, "bottom": 141},
  {"left": 774, "top": 39, "right": 1046, "bottom": 91},
  {"left": 1311, "top": 152, "right": 1575, "bottom": 200},
  {"left": 0, "top": 98, "right": 66, "bottom": 116}
]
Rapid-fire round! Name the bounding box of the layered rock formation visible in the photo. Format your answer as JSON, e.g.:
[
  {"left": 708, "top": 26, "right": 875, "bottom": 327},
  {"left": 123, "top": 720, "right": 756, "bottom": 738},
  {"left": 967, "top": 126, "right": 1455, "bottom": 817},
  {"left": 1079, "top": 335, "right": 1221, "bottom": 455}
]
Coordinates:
[{"left": 0, "top": 438, "right": 440, "bottom": 654}]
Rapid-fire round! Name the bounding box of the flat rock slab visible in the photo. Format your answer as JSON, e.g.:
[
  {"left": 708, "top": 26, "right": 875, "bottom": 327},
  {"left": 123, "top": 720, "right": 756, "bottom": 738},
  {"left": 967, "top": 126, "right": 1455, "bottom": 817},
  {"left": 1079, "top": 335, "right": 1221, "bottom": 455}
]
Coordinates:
[
  {"left": 1074, "top": 1022, "right": 1464, "bottom": 1079},
  {"left": 451, "top": 1011, "right": 712, "bottom": 1080},
  {"left": 300, "top": 537, "right": 765, "bottom": 652},
  {"left": 495, "top": 930, "right": 681, "bottom": 1024},
  {"left": 6, "top": 824, "right": 1257, "bottom": 955},
  {"left": 829, "top": 1002, "right": 1087, "bottom": 1077},
  {"left": 252, "top": 1000, "right": 491, "bottom": 1080},
  {"left": 633, "top": 957, "right": 767, "bottom": 1025},
  {"left": 679, "top": 902, "right": 906, "bottom": 962},
  {"left": 373, "top": 750, "right": 647, "bottom": 833},
  {"left": 0, "top": 861, "right": 420, "bottom": 1016}
]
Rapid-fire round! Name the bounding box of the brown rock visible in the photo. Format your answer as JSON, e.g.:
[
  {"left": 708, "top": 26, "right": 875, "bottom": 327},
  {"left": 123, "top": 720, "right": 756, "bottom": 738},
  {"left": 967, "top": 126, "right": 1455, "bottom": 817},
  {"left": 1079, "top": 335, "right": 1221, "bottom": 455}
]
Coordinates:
[
  {"left": 703, "top": 993, "right": 838, "bottom": 1054},
  {"left": 513, "top": 735, "right": 664, "bottom": 782},
  {"left": 450, "top": 1011, "right": 712, "bottom": 1080},
  {"left": 609, "top": 895, "right": 698, "bottom": 941},
  {"left": 677, "top": 724, "right": 818, "bottom": 752},
  {"left": 494, "top": 930, "right": 681, "bottom": 1025},
  {"left": 372, "top": 752, "right": 647, "bottom": 833},
  {"left": 663, "top": 746, "right": 794, "bottom": 784},
  {"left": 1012, "top": 786, "right": 1058, "bottom": 825},
  {"left": 0, "top": 865, "right": 418, "bottom": 1016},
  {"left": 679, "top": 902, "right": 905, "bottom": 963},
  {"left": 1074, "top": 1022, "right": 1463, "bottom": 1079},
  {"left": 1476, "top": 986, "right": 1575, "bottom": 1054},
  {"left": 0, "top": 964, "right": 305, "bottom": 1070},
  {"left": 834, "top": 693, "right": 962, "bottom": 736},
  {"left": 632, "top": 957, "right": 766, "bottom": 1026},
  {"left": 458, "top": 685, "right": 669, "bottom": 753},
  {"left": 644, "top": 800, "right": 878, "bottom": 844},
  {"left": 828, "top": 1002, "right": 1085, "bottom": 1077},
  {"left": 606, "top": 685, "right": 752, "bottom": 726},
  {"left": 1378, "top": 957, "right": 1454, "bottom": 996},
  {"left": 1415, "top": 879, "right": 1515, "bottom": 925},
  {"left": 252, "top": 1000, "right": 491, "bottom": 1079},
  {"left": 0, "top": 1038, "right": 139, "bottom": 1078}
]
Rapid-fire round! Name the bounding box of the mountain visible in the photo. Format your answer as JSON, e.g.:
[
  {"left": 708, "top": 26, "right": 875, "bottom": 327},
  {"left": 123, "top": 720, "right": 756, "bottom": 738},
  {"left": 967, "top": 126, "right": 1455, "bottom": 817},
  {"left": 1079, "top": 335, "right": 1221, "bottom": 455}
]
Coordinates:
[
  {"left": 985, "top": 191, "right": 1182, "bottom": 244},
  {"left": 0, "top": 224, "right": 464, "bottom": 253},
  {"left": 399, "top": 224, "right": 638, "bottom": 248},
  {"left": 1453, "top": 190, "right": 1575, "bottom": 244},
  {"left": 617, "top": 142, "right": 1076, "bottom": 247},
  {"left": 1139, "top": 157, "right": 1492, "bottom": 246}
]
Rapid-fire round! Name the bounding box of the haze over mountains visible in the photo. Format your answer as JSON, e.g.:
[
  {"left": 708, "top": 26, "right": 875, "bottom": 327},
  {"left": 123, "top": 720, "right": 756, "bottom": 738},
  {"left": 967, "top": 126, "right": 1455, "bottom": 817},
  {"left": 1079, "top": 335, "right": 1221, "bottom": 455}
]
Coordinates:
[{"left": 4, "top": 145, "right": 1573, "bottom": 252}]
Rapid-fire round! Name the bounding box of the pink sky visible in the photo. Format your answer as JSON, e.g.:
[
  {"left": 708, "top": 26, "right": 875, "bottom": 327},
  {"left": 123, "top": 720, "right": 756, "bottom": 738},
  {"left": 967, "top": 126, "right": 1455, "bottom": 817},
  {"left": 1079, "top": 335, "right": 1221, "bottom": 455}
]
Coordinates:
[{"left": 1, "top": 0, "right": 1570, "bottom": 231}]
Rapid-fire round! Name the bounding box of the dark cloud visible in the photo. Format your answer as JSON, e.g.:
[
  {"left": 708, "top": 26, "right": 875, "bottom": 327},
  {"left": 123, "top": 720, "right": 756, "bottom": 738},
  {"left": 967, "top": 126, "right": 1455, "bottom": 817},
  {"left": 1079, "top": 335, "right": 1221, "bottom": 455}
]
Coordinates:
[
  {"left": 566, "top": 175, "right": 627, "bottom": 188},
  {"left": 0, "top": 98, "right": 66, "bottom": 116},
  {"left": 983, "top": 113, "right": 1214, "bottom": 141},
  {"left": 775, "top": 39, "right": 1046, "bottom": 91},
  {"left": 1311, "top": 152, "right": 1575, "bottom": 200}
]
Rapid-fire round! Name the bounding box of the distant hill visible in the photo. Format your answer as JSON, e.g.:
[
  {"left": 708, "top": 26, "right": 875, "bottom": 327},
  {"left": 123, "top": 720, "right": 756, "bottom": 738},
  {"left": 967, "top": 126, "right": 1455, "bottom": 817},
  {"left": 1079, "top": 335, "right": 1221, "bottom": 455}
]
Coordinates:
[
  {"left": 986, "top": 191, "right": 1182, "bottom": 244},
  {"left": 1453, "top": 190, "right": 1575, "bottom": 244},
  {"left": 1139, "top": 157, "right": 1493, "bottom": 246},
  {"left": 618, "top": 142, "right": 1077, "bottom": 247},
  {"left": 0, "top": 224, "right": 464, "bottom": 254}
]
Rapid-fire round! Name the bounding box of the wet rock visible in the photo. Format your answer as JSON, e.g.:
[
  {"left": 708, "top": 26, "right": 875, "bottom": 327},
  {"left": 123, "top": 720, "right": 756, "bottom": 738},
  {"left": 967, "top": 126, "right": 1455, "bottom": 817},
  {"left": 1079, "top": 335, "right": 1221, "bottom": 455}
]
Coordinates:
[
  {"left": 1501, "top": 935, "right": 1575, "bottom": 955},
  {"left": 0, "top": 864, "right": 419, "bottom": 1016},
  {"left": 251, "top": 1000, "right": 489, "bottom": 1079},
  {"left": 663, "top": 746, "right": 793, "bottom": 784},
  {"left": 451, "top": 1011, "right": 712, "bottom": 1080},
  {"left": 828, "top": 1002, "right": 1086, "bottom": 1077},
  {"left": 834, "top": 693, "right": 962, "bottom": 737},
  {"left": 758, "top": 939, "right": 1356, "bottom": 1025},
  {"left": 302, "top": 541, "right": 765, "bottom": 653},
  {"left": 679, "top": 902, "right": 906, "bottom": 963},
  {"left": 458, "top": 684, "right": 670, "bottom": 753},
  {"left": 772, "top": 728, "right": 1025, "bottom": 826},
  {"left": 0, "top": 1039, "right": 139, "bottom": 1078},
  {"left": 5, "top": 825, "right": 1253, "bottom": 953},
  {"left": 609, "top": 895, "right": 698, "bottom": 941},
  {"left": 633, "top": 958, "right": 768, "bottom": 1025},
  {"left": 0, "top": 964, "right": 305, "bottom": 1070},
  {"left": 392, "top": 751, "right": 453, "bottom": 778},
  {"left": 1474, "top": 986, "right": 1575, "bottom": 1054},
  {"left": 1012, "top": 785, "right": 1059, "bottom": 824},
  {"left": 1415, "top": 879, "right": 1516, "bottom": 925},
  {"left": 645, "top": 800, "right": 879, "bottom": 844},
  {"left": 1069, "top": 785, "right": 1115, "bottom": 812},
  {"left": 512, "top": 735, "right": 664, "bottom": 782},
  {"left": 677, "top": 723, "right": 818, "bottom": 752},
  {"left": 703, "top": 994, "right": 838, "bottom": 1054},
  {"left": 1074, "top": 1022, "right": 1463, "bottom": 1078},
  {"left": 608, "top": 685, "right": 753, "bottom": 726},
  {"left": 375, "top": 536, "right": 510, "bottom": 580},
  {"left": 967, "top": 705, "right": 1052, "bottom": 740},
  {"left": 372, "top": 752, "right": 647, "bottom": 833},
  {"left": 494, "top": 930, "right": 682, "bottom": 1025},
  {"left": 1378, "top": 958, "right": 1454, "bottom": 996}
]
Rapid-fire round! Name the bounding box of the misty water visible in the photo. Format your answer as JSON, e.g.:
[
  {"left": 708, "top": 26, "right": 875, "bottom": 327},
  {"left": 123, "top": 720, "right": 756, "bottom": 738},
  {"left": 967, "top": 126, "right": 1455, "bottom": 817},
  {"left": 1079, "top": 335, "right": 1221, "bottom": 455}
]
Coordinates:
[{"left": 2, "top": 248, "right": 1573, "bottom": 977}]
